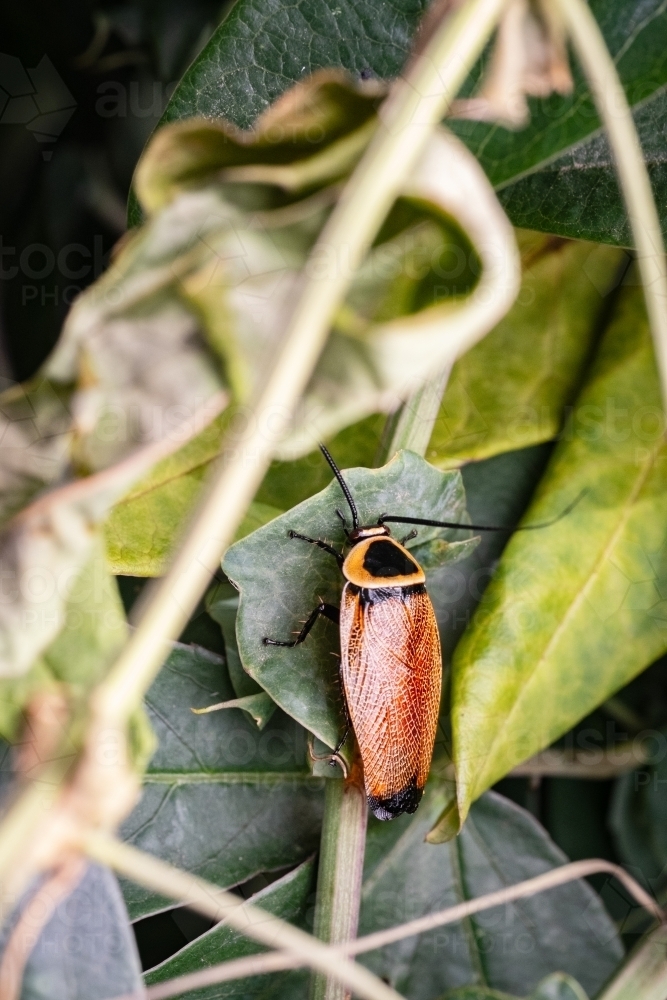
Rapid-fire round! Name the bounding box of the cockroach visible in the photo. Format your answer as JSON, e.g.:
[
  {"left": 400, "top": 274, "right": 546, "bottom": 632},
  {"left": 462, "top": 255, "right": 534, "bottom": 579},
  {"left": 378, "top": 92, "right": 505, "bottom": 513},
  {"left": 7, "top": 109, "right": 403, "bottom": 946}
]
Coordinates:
[{"left": 263, "top": 445, "right": 582, "bottom": 821}]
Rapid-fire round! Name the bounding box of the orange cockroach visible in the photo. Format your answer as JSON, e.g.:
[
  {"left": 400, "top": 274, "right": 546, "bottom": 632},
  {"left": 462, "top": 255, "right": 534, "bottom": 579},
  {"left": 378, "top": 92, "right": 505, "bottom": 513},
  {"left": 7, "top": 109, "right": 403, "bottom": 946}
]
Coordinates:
[{"left": 264, "top": 445, "right": 581, "bottom": 821}]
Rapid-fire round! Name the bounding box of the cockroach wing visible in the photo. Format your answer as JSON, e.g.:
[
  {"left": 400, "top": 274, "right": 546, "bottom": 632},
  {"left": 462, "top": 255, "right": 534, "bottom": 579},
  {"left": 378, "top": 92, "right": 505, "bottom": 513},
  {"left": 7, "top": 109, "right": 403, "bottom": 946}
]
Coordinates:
[{"left": 340, "top": 582, "right": 442, "bottom": 820}]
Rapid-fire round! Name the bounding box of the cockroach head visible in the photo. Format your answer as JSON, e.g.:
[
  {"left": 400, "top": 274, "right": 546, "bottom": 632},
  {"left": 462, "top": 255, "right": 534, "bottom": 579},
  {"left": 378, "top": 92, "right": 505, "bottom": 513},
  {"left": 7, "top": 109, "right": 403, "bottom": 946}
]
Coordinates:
[{"left": 349, "top": 524, "right": 391, "bottom": 544}]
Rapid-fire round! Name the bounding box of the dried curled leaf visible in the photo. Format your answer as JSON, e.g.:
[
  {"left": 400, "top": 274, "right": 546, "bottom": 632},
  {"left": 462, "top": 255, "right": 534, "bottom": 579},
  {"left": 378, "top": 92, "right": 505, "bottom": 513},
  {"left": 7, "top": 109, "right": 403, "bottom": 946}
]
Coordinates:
[
  {"left": 0, "top": 428, "right": 224, "bottom": 682},
  {"left": 135, "top": 71, "right": 385, "bottom": 211},
  {"left": 451, "top": 0, "right": 573, "bottom": 128},
  {"left": 132, "top": 71, "right": 520, "bottom": 459}
]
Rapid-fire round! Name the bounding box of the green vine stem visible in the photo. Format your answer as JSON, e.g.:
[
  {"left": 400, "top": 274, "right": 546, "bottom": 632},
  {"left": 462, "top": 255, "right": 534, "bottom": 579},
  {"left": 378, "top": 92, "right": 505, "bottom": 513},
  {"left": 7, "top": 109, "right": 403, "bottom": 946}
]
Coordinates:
[
  {"left": 556, "top": 0, "right": 667, "bottom": 407},
  {"left": 386, "top": 366, "right": 452, "bottom": 459},
  {"left": 309, "top": 368, "right": 453, "bottom": 1000},
  {"left": 310, "top": 757, "right": 368, "bottom": 1000}
]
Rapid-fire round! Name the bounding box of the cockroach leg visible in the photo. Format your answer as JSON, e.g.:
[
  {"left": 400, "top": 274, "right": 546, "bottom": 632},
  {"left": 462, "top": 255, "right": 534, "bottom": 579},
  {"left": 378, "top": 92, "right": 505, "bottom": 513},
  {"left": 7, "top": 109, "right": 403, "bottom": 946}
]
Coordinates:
[
  {"left": 263, "top": 602, "right": 339, "bottom": 647},
  {"left": 335, "top": 508, "right": 351, "bottom": 539},
  {"left": 400, "top": 529, "right": 418, "bottom": 544},
  {"left": 307, "top": 733, "right": 349, "bottom": 778},
  {"left": 288, "top": 530, "right": 344, "bottom": 567},
  {"left": 333, "top": 723, "right": 350, "bottom": 755}
]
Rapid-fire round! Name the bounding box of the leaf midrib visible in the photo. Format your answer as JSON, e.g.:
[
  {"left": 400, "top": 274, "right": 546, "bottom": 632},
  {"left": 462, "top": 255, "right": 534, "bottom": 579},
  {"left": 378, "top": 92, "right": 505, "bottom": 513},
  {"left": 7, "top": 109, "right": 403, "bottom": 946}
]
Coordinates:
[{"left": 143, "top": 770, "right": 317, "bottom": 783}]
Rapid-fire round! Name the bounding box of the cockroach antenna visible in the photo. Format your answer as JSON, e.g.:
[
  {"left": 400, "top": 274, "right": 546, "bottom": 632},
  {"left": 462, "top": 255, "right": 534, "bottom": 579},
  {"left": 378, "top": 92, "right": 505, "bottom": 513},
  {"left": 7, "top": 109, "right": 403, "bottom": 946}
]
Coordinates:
[
  {"left": 319, "top": 443, "right": 359, "bottom": 530},
  {"left": 378, "top": 489, "right": 588, "bottom": 533}
]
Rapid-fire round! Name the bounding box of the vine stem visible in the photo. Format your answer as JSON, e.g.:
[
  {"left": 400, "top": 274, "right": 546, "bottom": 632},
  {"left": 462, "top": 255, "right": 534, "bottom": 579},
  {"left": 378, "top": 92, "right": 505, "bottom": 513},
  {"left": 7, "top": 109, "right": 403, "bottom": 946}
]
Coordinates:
[
  {"left": 83, "top": 831, "right": 403, "bottom": 1000},
  {"left": 309, "top": 760, "right": 368, "bottom": 1000},
  {"left": 309, "top": 366, "right": 453, "bottom": 1000},
  {"left": 105, "top": 855, "right": 664, "bottom": 1000},
  {"left": 556, "top": 0, "right": 667, "bottom": 407}
]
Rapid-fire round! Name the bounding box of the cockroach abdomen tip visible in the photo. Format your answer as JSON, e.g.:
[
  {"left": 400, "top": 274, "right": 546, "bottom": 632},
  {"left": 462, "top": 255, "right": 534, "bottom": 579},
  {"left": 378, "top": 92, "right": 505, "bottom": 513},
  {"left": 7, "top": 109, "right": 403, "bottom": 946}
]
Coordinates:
[{"left": 368, "top": 778, "right": 423, "bottom": 821}]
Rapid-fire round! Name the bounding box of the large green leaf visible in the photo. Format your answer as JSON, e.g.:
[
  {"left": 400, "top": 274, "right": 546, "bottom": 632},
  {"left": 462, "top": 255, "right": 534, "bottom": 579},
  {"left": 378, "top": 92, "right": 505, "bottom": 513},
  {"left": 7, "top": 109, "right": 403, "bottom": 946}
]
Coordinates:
[
  {"left": 429, "top": 442, "right": 554, "bottom": 665},
  {"left": 143, "top": 858, "right": 315, "bottom": 997},
  {"left": 452, "top": 284, "right": 667, "bottom": 825},
  {"left": 145, "top": 0, "right": 667, "bottom": 245},
  {"left": 120, "top": 642, "right": 323, "bottom": 920},
  {"left": 223, "top": 450, "right": 475, "bottom": 749},
  {"left": 427, "top": 233, "right": 624, "bottom": 467},
  {"left": 358, "top": 788, "right": 621, "bottom": 999}
]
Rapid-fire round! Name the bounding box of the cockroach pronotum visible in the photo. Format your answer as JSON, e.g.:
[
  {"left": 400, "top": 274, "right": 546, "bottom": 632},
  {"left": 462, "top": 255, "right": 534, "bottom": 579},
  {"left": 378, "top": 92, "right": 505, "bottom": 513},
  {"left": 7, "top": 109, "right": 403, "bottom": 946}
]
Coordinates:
[{"left": 264, "top": 445, "right": 582, "bottom": 821}]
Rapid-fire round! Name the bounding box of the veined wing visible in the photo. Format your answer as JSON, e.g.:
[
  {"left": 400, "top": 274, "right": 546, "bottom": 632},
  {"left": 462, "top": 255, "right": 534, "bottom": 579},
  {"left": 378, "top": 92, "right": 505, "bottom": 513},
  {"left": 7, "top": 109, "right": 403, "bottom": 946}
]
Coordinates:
[{"left": 340, "top": 582, "right": 441, "bottom": 820}]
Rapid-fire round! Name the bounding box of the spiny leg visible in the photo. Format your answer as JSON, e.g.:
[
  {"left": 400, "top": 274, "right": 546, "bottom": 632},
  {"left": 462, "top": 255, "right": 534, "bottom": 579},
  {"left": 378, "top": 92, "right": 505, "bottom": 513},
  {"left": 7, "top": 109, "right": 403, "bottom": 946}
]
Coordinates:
[
  {"left": 400, "top": 529, "right": 418, "bottom": 545},
  {"left": 288, "top": 530, "right": 343, "bottom": 567},
  {"left": 335, "top": 508, "right": 351, "bottom": 540},
  {"left": 263, "top": 602, "right": 340, "bottom": 647}
]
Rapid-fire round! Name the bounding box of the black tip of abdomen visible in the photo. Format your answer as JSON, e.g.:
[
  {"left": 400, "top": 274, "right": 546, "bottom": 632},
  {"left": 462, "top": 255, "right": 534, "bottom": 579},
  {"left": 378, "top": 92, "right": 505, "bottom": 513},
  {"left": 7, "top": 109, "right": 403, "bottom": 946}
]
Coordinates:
[{"left": 368, "top": 778, "right": 423, "bottom": 821}]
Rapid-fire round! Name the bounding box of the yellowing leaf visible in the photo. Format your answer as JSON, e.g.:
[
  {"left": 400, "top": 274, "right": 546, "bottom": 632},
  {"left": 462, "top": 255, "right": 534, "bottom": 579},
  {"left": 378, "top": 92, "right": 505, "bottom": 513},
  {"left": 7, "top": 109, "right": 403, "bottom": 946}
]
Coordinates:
[
  {"left": 106, "top": 413, "right": 384, "bottom": 577},
  {"left": 451, "top": 284, "right": 667, "bottom": 826},
  {"left": 428, "top": 232, "right": 624, "bottom": 467}
]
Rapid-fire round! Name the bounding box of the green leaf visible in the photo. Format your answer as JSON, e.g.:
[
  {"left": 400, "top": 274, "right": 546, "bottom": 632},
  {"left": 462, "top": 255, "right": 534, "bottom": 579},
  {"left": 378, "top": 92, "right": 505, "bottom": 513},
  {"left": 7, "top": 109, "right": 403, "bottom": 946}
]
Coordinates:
[
  {"left": 429, "top": 441, "right": 554, "bottom": 666},
  {"left": 206, "top": 580, "right": 270, "bottom": 705},
  {"left": 143, "top": 858, "right": 315, "bottom": 997},
  {"left": 255, "top": 414, "right": 385, "bottom": 513},
  {"left": 458, "top": 1, "right": 667, "bottom": 245},
  {"left": 120, "top": 641, "right": 323, "bottom": 920},
  {"left": 427, "top": 233, "right": 624, "bottom": 467},
  {"left": 155, "top": 1, "right": 428, "bottom": 132},
  {"left": 452, "top": 283, "right": 667, "bottom": 824},
  {"left": 223, "top": 450, "right": 473, "bottom": 749},
  {"left": 148, "top": 0, "right": 667, "bottom": 245},
  {"left": 595, "top": 924, "right": 667, "bottom": 1000},
  {"left": 191, "top": 691, "right": 277, "bottom": 728},
  {"left": 358, "top": 787, "right": 621, "bottom": 999},
  {"left": 609, "top": 727, "right": 667, "bottom": 891},
  {"left": 0, "top": 863, "right": 143, "bottom": 1000}
]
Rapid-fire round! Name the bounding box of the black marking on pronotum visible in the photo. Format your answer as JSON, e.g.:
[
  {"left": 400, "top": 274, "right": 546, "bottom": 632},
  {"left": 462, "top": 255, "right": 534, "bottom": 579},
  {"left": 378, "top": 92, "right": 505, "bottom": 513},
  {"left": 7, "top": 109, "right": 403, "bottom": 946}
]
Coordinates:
[{"left": 362, "top": 539, "right": 419, "bottom": 578}]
